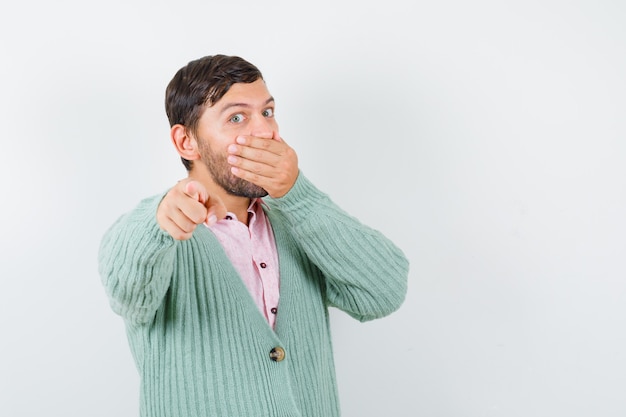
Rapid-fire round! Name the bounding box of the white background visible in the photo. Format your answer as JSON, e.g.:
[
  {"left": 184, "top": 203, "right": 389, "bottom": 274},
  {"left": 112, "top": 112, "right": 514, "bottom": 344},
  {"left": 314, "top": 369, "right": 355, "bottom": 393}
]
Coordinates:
[{"left": 1, "top": 1, "right": 625, "bottom": 416}]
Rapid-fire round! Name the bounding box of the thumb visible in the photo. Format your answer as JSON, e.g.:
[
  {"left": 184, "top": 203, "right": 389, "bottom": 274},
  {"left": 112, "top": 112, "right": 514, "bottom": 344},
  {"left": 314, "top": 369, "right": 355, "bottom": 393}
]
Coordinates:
[{"left": 204, "top": 193, "right": 228, "bottom": 226}]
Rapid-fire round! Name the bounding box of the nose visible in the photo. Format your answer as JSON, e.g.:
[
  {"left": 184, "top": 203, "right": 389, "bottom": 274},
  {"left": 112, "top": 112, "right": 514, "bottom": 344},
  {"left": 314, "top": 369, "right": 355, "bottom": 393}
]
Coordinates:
[{"left": 249, "top": 114, "right": 277, "bottom": 139}]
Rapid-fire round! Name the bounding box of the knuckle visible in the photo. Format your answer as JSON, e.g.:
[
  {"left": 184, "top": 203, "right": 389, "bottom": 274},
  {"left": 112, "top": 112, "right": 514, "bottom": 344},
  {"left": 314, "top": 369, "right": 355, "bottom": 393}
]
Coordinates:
[{"left": 185, "top": 221, "right": 199, "bottom": 232}]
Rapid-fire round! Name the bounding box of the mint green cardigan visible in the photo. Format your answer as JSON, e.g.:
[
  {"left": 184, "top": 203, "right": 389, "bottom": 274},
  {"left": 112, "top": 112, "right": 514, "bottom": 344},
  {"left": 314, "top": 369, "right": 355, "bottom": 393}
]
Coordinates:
[{"left": 99, "top": 173, "right": 409, "bottom": 417}]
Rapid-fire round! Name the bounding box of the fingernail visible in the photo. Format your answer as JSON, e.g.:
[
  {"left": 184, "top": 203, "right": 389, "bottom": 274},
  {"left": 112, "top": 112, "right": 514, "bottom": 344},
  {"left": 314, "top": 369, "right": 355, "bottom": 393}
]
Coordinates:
[
  {"left": 206, "top": 214, "right": 217, "bottom": 226},
  {"left": 236, "top": 136, "right": 246, "bottom": 144},
  {"left": 228, "top": 144, "right": 237, "bottom": 153}
]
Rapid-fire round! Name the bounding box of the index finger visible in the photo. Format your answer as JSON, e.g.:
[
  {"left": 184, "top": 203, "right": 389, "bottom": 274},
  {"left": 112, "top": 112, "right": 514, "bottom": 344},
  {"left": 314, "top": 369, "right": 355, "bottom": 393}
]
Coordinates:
[
  {"left": 235, "top": 134, "right": 284, "bottom": 153},
  {"left": 183, "top": 180, "right": 207, "bottom": 204}
]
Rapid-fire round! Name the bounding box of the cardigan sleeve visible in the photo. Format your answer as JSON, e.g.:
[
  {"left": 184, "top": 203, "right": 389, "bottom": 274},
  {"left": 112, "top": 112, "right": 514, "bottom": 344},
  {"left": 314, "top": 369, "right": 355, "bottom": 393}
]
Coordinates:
[
  {"left": 98, "top": 193, "right": 178, "bottom": 325},
  {"left": 264, "top": 172, "right": 410, "bottom": 322}
]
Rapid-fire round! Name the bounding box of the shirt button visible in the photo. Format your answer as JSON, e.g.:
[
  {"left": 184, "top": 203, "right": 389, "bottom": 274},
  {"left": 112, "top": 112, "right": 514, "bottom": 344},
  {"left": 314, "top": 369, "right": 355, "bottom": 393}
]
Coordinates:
[
  {"left": 269, "top": 347, "right": 285, "bottom": 362},
  {"left": 225, "top": 215, "right": 233, "bottom": 220},
  {"left": 260, "top": 262, "right": 267, "bottom": 269},
  {"left": 270, "top": 307, "right": 278, "bottom": 315}
]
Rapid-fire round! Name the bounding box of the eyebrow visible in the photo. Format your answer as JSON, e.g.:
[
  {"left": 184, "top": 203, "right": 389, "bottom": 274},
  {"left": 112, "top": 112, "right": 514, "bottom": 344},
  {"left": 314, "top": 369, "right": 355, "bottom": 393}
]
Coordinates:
[{"left": 219, "top": 96, "right": 275, "bottom": 114}]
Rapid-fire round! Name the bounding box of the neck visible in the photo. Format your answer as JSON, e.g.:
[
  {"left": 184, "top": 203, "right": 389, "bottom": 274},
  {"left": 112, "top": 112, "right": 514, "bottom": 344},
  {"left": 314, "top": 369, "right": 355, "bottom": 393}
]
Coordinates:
[{"left": 188, "top": 167, "right": 252, "bottom": 226}]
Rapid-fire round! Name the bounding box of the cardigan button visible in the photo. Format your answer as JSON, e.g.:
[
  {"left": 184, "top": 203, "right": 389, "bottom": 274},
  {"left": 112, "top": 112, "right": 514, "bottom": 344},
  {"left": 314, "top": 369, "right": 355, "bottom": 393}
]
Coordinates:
[{"left": 269, "top": 347, "right": 285, "bottom": 362}]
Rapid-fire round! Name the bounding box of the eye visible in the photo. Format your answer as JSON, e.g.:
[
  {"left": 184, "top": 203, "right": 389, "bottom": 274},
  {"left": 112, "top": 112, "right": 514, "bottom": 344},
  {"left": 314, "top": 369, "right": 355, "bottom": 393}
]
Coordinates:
[
  {"left": 262, "top": 108, "right": 274, "bottom": 118},
  {"left": 230, "top": 113, "right": 245, "bottom": 123}
]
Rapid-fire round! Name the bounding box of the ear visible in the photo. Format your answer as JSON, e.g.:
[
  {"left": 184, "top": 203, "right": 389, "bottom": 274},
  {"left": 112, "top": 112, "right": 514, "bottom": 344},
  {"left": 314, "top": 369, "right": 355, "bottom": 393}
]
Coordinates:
[{"left": 171, "top": 124, "right": 200, "bottom": 161}]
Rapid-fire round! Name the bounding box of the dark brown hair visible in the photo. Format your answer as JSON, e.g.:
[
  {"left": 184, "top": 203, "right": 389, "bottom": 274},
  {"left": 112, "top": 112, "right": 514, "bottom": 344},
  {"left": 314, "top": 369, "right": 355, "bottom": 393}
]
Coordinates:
[{"left": 165, "top": 55, "right": 263, "bottom": 170}]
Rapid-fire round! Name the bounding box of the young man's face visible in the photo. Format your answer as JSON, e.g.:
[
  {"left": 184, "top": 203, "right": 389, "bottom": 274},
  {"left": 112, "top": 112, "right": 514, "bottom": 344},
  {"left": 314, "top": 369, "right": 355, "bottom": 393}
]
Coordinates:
[{"left": 194, "top": 78, "right": 279, "bottom": 197}]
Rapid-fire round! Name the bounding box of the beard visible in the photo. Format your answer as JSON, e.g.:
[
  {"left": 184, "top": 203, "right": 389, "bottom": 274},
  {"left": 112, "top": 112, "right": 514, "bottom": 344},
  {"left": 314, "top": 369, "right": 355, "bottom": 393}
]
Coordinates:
[{"left": 198, "top": 139, "right": 268, "bottom": 198}]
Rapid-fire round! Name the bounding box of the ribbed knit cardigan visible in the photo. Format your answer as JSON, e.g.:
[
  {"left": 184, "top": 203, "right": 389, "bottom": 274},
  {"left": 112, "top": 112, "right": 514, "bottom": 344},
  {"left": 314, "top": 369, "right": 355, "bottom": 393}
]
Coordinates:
[{"left": 99, "top": 173, "right": 409, "bottom": 417}]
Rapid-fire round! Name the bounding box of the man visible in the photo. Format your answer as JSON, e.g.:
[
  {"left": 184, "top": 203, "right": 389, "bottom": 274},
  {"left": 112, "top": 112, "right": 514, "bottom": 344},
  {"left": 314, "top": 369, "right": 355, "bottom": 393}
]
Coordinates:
[{"left": 99, "top": 54, "right": 409, "bottom": 417}]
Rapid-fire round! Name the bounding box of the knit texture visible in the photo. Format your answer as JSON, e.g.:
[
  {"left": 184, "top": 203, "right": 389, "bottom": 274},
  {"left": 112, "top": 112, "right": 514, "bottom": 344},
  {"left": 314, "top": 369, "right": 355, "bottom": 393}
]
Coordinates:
[{"left": 99, "top": 173, "right": 409, "bottom": 417}]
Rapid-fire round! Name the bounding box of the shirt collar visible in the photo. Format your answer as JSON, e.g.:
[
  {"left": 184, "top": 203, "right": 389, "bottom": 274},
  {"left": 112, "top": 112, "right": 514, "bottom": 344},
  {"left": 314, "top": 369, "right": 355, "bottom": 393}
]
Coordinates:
[{"left": 218, "top": 198, "right": 268, "bottom": 224}]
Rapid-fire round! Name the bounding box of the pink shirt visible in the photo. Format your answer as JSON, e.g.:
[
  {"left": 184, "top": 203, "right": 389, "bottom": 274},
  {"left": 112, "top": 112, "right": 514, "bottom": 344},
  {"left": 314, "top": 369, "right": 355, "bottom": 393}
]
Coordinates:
[{"left": 206, "top": 199, "right": 280, "bottom": 329}]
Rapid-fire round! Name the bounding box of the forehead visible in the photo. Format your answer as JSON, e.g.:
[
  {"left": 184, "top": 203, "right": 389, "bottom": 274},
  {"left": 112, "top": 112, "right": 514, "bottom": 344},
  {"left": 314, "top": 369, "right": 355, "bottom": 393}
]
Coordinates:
[{"left": 213, "top": 78, "right": 272, "bottom": 108}]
